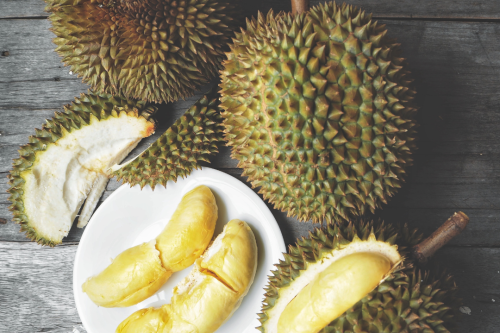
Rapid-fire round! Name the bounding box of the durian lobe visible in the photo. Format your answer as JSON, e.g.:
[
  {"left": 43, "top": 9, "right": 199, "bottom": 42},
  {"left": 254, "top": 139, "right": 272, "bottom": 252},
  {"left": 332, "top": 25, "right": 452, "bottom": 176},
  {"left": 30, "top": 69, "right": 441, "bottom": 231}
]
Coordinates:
[{"left": 7, "top": 91, "right": 156, "bottom": 246}]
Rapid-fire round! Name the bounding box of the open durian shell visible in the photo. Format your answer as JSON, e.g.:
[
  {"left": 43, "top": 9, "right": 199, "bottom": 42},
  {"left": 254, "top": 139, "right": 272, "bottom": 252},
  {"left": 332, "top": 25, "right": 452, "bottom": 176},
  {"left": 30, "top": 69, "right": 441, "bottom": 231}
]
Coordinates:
[{"left": 258, "top": 218, "right": 463, "bottom": 333}]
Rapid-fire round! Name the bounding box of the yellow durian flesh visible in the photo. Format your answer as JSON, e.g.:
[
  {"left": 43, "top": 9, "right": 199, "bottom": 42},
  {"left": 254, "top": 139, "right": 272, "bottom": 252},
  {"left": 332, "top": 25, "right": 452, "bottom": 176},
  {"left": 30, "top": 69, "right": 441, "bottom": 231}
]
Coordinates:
[
  {"left": 116, "top": 305, "right": 170, "bottom": 333},
  {"left": 199, "top": 218, "right": 258, "bottom": 293},
  {"left": 82, "top": 240, "right": 171, "bottom": 308},
  {"left": 116, "top": 219, "right": 258, "bottom": 333},
  {"left": 167, "top": 267, "right": 240, "bottom": 333},
  {"left": 277, "top": 252, "right": 392, "bottom": 333},
  {"left": 169, "top": 219, "right": 258, "bottom": 332},
  {"left": 156, "top": 185, "right": 218, "bottom": 272}
]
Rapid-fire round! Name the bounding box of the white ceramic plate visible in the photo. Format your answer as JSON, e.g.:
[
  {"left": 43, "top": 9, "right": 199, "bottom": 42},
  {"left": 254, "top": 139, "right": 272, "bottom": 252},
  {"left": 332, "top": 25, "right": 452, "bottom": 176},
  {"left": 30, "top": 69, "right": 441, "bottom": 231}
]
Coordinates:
[{"left": 74, "top": 167, "right": 285, "bottom": 333}]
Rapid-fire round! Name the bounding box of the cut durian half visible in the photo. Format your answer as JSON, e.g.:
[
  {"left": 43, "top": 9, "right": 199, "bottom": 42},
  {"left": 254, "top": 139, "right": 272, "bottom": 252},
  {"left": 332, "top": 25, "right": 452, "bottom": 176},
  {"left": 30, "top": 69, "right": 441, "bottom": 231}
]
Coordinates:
[
  {"left": 258, "top": 219, "right": 464, "bottom": 333},
  {"left": 7, "top": 92, "right": 156, "bottom": 246},
  {"left": 263, "top": 232, "right": 401, "bottom": 333}
]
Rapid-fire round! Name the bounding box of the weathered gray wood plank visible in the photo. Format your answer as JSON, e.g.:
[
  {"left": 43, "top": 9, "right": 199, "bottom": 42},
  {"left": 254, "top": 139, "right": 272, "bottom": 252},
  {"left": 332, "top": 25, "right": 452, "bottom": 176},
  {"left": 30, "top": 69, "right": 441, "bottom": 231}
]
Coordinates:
[
  {"left": 1, "top": 0, "right": 499, "bottom": 20},
  {"left": 0, "top": 242, "right": 497, "bottom": 333},
  {"left": 0, "top": 19, "right": 71, "bottom": 83},
  {"left": 0, "top": 242, "right": 86, "bottom": 333}
]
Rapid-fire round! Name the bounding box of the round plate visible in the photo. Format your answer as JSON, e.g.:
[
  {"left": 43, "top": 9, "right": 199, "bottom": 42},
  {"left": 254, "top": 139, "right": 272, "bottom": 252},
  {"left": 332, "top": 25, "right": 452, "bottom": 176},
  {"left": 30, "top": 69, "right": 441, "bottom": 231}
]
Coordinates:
[{"left": 74, "top": 167, "right": 285, "bottom": 333}]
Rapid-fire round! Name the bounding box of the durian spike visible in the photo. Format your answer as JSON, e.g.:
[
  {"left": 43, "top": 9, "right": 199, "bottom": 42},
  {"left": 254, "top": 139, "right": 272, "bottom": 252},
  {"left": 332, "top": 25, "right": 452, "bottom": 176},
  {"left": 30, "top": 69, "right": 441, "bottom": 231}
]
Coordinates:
[
  {"left": 412, "top": 211, "right": 469, "bottom": 264},
  {"left": 291, "top": 0, "right": 309, "bottom": 14}
]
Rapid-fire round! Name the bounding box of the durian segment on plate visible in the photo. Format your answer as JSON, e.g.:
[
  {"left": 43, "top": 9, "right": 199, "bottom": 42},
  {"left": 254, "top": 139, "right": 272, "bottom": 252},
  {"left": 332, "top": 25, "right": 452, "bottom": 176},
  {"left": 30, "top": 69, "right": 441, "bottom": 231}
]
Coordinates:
[
  {"left": 82, "top": 240, "right": 171, "bottom": 308},
  {"left": 117, "top": 219, "right": 258, "bottom": 333},
  {"left": 156, "top": 185, "right": 218, "bottom": 272},
  {"left": 7, "top": 92, "right": 156, "bottom": 246},
  {"left": 45, "top": 0, "right": 240, "bottom": 103},
  {"left": 113, "top": 88, "right": 225, "bottom": 189},
  {"left": 82, "top": 185, "right": 217, "bottom": 307},
  {"left": 220, "top": 3, "right": 418, "bottom": 223},
  {"left": 258, "top": 221, "right": 460, "bottom": 333},
  {"left": 116, "top": 305, "right": 170, "bottom": 333}
]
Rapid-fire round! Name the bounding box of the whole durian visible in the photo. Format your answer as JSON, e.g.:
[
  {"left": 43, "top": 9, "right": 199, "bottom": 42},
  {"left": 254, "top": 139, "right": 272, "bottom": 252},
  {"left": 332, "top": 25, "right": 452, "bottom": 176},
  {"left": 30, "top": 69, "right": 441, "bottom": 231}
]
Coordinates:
[
  {"left": 45, "top": 0, "right": 239, "bottom": 103},
  {"left": 112, "top": 88, "right": 225, "bottom": 189},
  {"left": 7, "top": 92, "right": 156, "bottom": 246},
  {"left": 258, "top": 220, "right": 460, "bottom": 333},
  {"left": 220, "top": 3, "right": 418, "bottom": 223}
]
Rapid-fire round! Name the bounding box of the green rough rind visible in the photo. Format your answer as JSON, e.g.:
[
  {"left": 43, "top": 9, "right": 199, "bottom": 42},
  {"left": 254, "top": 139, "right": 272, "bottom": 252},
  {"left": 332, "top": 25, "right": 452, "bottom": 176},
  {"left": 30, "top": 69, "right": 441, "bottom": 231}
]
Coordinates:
[
  {"left": 7, "top": 92, "right": 157, "bottom": 247},
  {"left": 113, "top": 87, "right": 225, "bottom": 189},
  {"left": 45, "top": 0, "right": 239, "bottom": 103},
  {"left": 257, "top": 220, "right": 460, "bottom": 333},
  {"left": 220, "top": 3, "right": 418, "bottom": 223}
]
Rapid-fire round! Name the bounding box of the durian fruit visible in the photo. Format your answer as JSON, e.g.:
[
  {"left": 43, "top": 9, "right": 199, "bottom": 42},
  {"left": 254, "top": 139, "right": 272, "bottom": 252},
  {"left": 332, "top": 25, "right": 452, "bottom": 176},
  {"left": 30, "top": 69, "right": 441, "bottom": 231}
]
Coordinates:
[
  {"left": 82, "top": 185, "right": 217, "bottom": 307},
  {"left": 82, "top": 240, "right": 171, "bottom": 307},
  {"left": 117, "top": 219, "right": 258, "bottom": 333},
  {"left": 113, "top": 88, "right": 224, "bottom": 189},
  {"left": 220, "top": 3, "right": 418, "bottom": 223},
  {"left": 45, "top": 0, "right": 239, "bottom": 103},
  {"left": 156, "top": 185, "right": 218, "bottom": 271},
  {"left": 258, "top": 221, "right": 459, "bottom": 333},
  {"left": 116, "top": 306, "right": 170, "bottom": 333},
  {"left": 7, "top": 92, "right": 156, "bottom": 246}
]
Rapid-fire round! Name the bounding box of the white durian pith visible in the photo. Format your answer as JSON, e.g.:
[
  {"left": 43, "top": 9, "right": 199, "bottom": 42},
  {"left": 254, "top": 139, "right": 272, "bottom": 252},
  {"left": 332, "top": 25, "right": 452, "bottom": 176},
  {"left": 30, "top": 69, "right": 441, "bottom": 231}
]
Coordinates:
[
  {"left": 21, "top": 112, "right": 154, "bottom": 244},
  {"left": 262, "top": 234, "right": 401, "bottom": 333}
]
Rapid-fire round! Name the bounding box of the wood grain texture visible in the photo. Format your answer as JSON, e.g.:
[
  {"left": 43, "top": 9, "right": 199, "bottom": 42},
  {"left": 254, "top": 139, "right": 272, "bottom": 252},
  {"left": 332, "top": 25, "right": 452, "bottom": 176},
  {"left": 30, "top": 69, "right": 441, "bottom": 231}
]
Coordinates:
[
  {"left": 0, "top": 242, "right": 498, "bottom": 333},
  {"left": 1, "top": 0, "right": 499, "bottom": 19},
  {"left": 1, "top": 1, "right": 500, "bottom": 331},
  {"left": 2, "top": 19, "right": 500, "bottom": 246}
]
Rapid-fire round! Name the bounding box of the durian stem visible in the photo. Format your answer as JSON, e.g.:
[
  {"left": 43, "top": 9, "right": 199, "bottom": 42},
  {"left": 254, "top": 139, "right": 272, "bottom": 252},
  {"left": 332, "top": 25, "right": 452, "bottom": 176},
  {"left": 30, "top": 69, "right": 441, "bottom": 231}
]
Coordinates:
[
  {"left": 291, "top": 0, "right": 309, "bottom": 14},
  {"left": 412, "top": 211, "right": 469, "bottom": 264}
]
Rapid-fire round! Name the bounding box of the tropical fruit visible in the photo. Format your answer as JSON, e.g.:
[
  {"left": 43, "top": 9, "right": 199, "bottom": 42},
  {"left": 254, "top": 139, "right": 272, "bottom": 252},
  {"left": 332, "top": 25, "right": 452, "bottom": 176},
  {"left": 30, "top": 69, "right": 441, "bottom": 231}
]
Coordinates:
[
  {"left": 82, "top": 240, "right": 171, "bottom": 307},
  {"left": 82, "top": 185, "right": 217, "bottom": 307},
  {"left": 113, "top": 88, "right": 224, "bottom": 189},
  {"left": 45, "top": 0, "right": 239, "bottom": 103},
  {"left": 220, "top": 3, "right": 418, "bottom": 223},
  {"left": 7, "top": 92, "right": 156, "bottom": 246},
  {"left": 117, "top": 219, "right": 258, "bottom": 333},
  {"left": 258, "top": 220, "right": 459, "bottom": 333},
  {"left": 156, "top": 185, "right": 218, "bottom": 271}
]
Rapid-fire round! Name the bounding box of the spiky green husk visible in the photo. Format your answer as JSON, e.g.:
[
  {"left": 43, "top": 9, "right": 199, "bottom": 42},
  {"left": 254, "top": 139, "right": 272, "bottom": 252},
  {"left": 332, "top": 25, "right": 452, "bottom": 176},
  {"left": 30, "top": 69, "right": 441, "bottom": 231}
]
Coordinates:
[
  {"left": 7, "top": 92, "right": 157, "bottom": 246},
  {"left": 113, "top": 88, "right": 224, "bottom": 189},
  {"left": 258, "top": 221, "right": 459, "bottom": 333},
  {"left": 220, "top": 3, "right": 418, "bottom": 223},
  {"left": 46, "top": 0, "right": 239, "bottom": 103}
]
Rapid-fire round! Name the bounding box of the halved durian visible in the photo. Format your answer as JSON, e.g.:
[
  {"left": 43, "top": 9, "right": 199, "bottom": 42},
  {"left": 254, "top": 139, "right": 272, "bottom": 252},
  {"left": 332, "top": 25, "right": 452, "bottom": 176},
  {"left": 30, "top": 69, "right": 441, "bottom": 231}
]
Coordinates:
[
  {"left": 258, "top": 221, "right": 460, "bottom": 333},
  {"left": 7, "top": 92, "right": 156, "bottom": 246}
]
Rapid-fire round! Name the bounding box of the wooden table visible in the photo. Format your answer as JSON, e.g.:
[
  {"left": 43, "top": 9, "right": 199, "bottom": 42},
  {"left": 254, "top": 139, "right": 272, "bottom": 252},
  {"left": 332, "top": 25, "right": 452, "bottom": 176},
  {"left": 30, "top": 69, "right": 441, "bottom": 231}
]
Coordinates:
[{"left": 1, "top": 0, "right": 500, "bottom": 332}]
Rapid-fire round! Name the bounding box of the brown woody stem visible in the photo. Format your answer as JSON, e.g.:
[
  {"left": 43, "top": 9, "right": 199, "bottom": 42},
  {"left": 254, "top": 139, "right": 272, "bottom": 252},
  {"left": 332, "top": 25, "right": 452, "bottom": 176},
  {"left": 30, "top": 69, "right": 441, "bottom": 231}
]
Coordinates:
[
  {"left": 291, "top": 0, "right": 309, "bottom": 15},
  {"left": 412, "top": 211, "right": 469, "bottom": 264}
]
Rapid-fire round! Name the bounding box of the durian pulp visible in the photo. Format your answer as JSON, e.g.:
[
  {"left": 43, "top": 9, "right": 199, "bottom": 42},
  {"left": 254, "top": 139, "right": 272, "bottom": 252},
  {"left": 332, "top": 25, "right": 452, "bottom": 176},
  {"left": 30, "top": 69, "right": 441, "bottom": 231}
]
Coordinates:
[
  {"left": 116, "top": 305, "right": 170, "bottom": 333},
  {"left": 82, "top": 240, "right": 171, "bottom": 307},
  {"left": 117, "top": 219, "right": 258, "bottom": 333},
  {"left": 278, "top": 253, "right": 391, "bottom": 333},
  {"left": 21, "top": 112, "right": 154, "bottom": 243},
  {"left": 156, "top": 185, "right": 218, "bottom": 272},
  {"left": 262, "top": 235, "right": 401, "bottom": 333}
]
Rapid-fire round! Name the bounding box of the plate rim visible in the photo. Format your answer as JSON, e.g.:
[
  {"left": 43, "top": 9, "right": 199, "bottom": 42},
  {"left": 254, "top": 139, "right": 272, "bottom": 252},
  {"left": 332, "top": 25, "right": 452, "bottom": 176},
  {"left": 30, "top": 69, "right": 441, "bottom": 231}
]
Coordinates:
[{"left": 73, "top": 166, "right": 286, "bottom": 333}]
